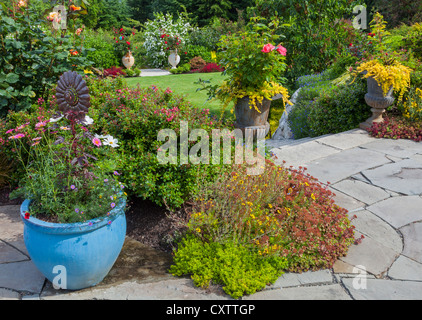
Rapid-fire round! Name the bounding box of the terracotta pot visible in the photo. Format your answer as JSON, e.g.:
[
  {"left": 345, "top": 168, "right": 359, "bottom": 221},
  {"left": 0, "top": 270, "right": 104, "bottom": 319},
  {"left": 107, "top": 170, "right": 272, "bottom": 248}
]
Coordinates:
[
  {"left": 122, "top": 50, "right": 135, "bottom": 70},
  {"left": 234, "top": 96, "right": 271, "bottom": 140},
  {"left": 360, "top": 76, "right": 394, "bottom": 129}
]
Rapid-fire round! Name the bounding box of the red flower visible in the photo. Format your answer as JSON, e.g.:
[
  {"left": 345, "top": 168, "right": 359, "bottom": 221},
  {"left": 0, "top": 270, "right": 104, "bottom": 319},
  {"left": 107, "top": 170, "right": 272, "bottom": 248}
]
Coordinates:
[
  {"left": 349, "top": 43, "right": 353, "bottom": 47},
  {"left": 126, "top": 41, "right": 130, "bottom": 45},
  {"left": 120, "top": 28, "right": 123, "bottom": 32},
  {"left": 160, "top": 34, "right": 165, "bottom": 38},
  {"left": 261, "top": 43, "right": 275, "bottom": 53},
  {"left": 276, "top": 45, "right": 287, "bottom": 56},
  {"left": 165, "top": 41, "right": 167, "bottom": 44},
  {"left": 24, "top": 212, "right": 30, "bottom": 219},
  {"left": 184, "top": 52, "right": 187, "bottom": 54}
]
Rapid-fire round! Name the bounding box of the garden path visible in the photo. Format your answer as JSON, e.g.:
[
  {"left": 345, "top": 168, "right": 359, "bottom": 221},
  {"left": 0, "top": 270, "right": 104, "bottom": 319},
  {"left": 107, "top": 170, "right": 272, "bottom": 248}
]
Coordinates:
[{"left": 1, "top": 129, "right": 422, "bottom": 300}]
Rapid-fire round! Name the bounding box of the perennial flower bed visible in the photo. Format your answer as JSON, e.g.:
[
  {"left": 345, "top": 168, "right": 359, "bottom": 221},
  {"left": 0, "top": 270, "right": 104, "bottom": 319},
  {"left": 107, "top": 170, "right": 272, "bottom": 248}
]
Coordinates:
[{"left": 170, "top": 160, "right": 356, "bottom": 298}]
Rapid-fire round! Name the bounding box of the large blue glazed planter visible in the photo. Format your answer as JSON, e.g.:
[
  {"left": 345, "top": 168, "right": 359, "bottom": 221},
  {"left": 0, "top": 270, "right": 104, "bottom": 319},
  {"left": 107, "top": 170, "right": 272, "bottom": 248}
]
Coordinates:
[{"left": 20, "top": 198, "right": 126, "bottom": 290}]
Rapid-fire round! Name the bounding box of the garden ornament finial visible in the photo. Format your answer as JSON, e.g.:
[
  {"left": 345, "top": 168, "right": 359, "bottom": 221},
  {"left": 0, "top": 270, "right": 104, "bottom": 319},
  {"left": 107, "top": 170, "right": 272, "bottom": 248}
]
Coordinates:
[{"left": 56, "top": 71, "right": 90, "bottom": 120}]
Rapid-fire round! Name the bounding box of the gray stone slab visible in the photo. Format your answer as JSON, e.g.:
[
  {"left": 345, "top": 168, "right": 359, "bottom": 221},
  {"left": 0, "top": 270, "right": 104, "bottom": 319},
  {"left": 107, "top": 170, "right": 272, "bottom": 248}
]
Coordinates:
[
  {"left": 366, "top": 196, "right": 422, "bottom": 229},
  {"left": 331, "top": 179, "right": 391, "bottom": 205},
  {"left": 342, "top": 278, "right": 422, "bottom": 300},
  {"left": 272, "top": 141, "right": 340, "bottom": 168},
  {"left": 41, "top": 279, "right": 232, "bottom": 300},
  {"left": 0, "top": 260, "right": 45, "bottom": 293},
  {"left": 304, "top": 148, "right": 391, "bottom": 184},
  {"left": 388, "top": 255, "right": 422, "bottom": 281},
  {"left": 348, "top": 210, "right": 402, "bottom": 253},
  {"left": 329, "top": 188, "right": 366, "bottom": 212},
  {"left": 244, "top": 284, "right": 351, "bottom": 300},
  {"left": 316, "top": 129, "right": 376, "bottom": 150},
  {"left": 340, "top": 232, "right": 399, "bottom": 277},
  {"left": 0, "top": 288, "right": 20, "bottom": 300},
  {"left": 360, "top": 139, "right": 422, "bottom": 158},
  {"left": 361, "top": 158, "right": 422, "bottom": 195},
  {"left": 0, "top": 205, "right": 23, "bottom": 242},
  {"left": 0, "top": 241, "right": 28, "bottom": 264},
  {"left": 400, "top": 222, "right": 422, "bottom": 264},
  {"left": 268, "top": 270, "right": 333, "bottom": 289}
]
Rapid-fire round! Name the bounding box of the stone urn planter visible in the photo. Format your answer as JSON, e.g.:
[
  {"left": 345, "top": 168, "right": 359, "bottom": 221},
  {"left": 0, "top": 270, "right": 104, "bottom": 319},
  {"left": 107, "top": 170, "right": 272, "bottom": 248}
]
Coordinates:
[
  {"left": 234, "top": 96, "right": 271, "bottom": 140},
  {"left": 20, "top": 198, "right": 127, "bottom": 290},
  {"left": 168, "top": 49, "right": 180, "bottom": 69},
  {"left": 360, "top": 76, "right": 394, "bottom": 130},
  {"left": 122, "top": 50, "right": 135, "bottom": 70}
]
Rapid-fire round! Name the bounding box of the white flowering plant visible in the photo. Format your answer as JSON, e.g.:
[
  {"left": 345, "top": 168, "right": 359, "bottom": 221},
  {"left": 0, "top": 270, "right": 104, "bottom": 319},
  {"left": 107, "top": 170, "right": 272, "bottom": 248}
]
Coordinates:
[
  {"left": 8, "top": 110, "right": 126, "bottom": 223},
  {"left": 143, "top": 13, "right": 192, "bottom": 68}
]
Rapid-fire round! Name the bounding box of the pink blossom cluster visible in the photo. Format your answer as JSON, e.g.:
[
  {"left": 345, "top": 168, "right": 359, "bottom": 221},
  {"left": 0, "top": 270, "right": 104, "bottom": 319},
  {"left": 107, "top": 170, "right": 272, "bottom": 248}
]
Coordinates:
[{"left": 261, "top": 43, "right": 287, "bottom": 56}]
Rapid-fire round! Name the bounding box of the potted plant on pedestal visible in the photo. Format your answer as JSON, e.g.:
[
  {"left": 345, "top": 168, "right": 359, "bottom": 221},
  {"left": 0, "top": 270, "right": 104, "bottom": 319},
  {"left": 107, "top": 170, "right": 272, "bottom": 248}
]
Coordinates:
[
  {"left": 351, "top": 13, "right": 413, "bottom": 129},
  {"left": 160, "top": 33, "right": 183, "bottom": 69},
  {"left": 113, "top": 26, "right": 137, "bottom": 70},
  {"left": 9, "top": 71, "right": 127, "bottom": 290},
  {"left": 215, "top": 18, "right": 292, "bottom": 139}
]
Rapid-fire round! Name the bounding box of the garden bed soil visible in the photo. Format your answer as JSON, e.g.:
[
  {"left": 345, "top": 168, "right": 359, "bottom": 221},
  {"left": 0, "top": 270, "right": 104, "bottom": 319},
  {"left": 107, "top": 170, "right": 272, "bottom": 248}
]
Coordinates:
[{"left": 0, "top": 186, "right": 185, "bottom": 254}]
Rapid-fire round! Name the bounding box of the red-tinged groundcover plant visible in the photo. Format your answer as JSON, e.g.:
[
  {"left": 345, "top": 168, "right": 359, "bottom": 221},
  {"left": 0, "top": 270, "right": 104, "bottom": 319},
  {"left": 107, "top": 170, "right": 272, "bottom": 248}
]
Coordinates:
[
  {"left": 170, "top": 158, "right": 357, "bottom": 298},
  {"left": 367, "top": 115, "right": 422, "bottom": 142}
]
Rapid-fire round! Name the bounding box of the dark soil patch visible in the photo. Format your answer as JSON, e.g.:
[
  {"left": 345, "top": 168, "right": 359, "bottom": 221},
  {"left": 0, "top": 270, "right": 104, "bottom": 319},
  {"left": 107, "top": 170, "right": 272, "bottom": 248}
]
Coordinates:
[
  {"left": 0, "top": 186, "right": 23, "bottom": 206},
  {"left": 125, "top": 197, "right": 189, "bottom": 254}
]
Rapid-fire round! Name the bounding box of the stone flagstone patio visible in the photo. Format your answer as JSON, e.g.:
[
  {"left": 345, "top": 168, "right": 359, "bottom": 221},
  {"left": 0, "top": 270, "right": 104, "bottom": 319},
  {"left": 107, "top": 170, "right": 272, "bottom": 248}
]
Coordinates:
[{"left": 1, "top": 128, "right": 422, "bottom": 300}]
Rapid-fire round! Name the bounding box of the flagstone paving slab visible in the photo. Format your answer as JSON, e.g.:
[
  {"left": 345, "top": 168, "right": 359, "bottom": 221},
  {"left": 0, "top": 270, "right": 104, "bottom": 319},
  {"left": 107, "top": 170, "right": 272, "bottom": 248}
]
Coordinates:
[
  {"left": 0, "top": 205, "right": 23, "bottom": 241},
  {"left": 400, "top": 222, "right": 422, "bottom": 264},
  {"left": 388, "top": 255, "right": 422, "bottom": 281},
  {"left": 349, "top": 210, "right": 403, "bottom": 253},
  {"left": 329, "top": 188, "right": 366, "bottom": 212},
  {"left": 366, "top": 196, "right": 422, "bottom": 229},
  {"left": 271, "top": 140, "right": 340, "bottom": 168},
  {"left": 244, "top": 284, "right": 351, "bottom": 300},
  {"left": 303, "top": 147, "right": 392, "bottom": 184},
  {"left": 361, "top": 158, "right": 422, "bottom": 195},
  {"left": 0, "top": 260, "right": 45, "bottom": 293},
  {"left": 339, "top": 232, "right": 399, "bottom": 277},
  {"left": 316, "top": 129, "right": 376, "bottom": 150},
  {"left": 0, "top": 241, "right": 28, "bottom": 264},
  {"left": 360, "top": 138, "right": 422, "bottom": 158},
  {"left": 268, "top": 270, "right": 333, "bottom": 289},
  {"left": 330, "top": 179, "right": 391, "bottom": 205},
  {"left": 342, "top": 278, "right": 422, "bottom": 300}
]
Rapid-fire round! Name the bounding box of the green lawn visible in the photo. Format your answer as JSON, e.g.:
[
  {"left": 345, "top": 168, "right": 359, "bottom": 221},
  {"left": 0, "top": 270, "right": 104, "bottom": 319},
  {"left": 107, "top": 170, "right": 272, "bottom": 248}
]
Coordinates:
[
  {"left": 125, "top": 72, "right": 283, "bottom": 136},
  {"left": 126, "top": 72, "right": 234, "bottom": 119}
]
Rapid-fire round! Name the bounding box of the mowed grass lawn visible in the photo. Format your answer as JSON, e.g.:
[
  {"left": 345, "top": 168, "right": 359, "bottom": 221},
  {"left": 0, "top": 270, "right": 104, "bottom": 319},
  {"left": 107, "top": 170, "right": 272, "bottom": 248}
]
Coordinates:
[
  {"left": 126, "top": 72, "right": 284, "bottom": 136},
  {"left": 126, "top": 72, "right": 234, "bottom": 119}
]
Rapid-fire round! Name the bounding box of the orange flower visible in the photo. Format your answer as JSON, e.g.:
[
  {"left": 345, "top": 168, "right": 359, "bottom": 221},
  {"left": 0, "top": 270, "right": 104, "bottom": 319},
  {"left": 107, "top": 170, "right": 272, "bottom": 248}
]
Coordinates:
[
  {"left": 69, "top": 49, "right": 78, "bottom": 56},
  {"left": 70, "top": 5, "right": 81, "bottom": 11}
]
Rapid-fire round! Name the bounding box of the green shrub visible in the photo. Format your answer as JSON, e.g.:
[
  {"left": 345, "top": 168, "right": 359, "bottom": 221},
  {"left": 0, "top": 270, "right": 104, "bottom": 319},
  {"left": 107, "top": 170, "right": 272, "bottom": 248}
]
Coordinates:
[
  {"left": 289, "top": 79, "right": 370, "bottom": 138},
  {"left": 125, "top": 69, "right": 135, "bottom": 77},
  {"left": 181, "top": 44, "right": 212, "bottom": 64},
  {"left": 169, "top": 63, "right": 191, "bottom": 74},
  {"left": 308, "top": 80, "right": 370, "bottom": 137},
  {"left": 84, "top": 30, "right": 120, "bottom": 69},
  {"left": 288, "top": 100, "right": 314, "bottom": 139},
  {"left": 84, "top": 77, "right": 229, "bottom": 209},
  {"left": 0, "top": 3, "right": 92, "bottom": 117},
  {"left": 169, "top": 234, "right": 287, "bottom": 299}
]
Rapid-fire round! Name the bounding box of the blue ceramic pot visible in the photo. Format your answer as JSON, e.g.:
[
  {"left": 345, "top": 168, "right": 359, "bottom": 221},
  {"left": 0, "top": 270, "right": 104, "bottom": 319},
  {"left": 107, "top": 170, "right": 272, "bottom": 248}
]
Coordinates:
[{"left": 20, "top": 198, "right": 126, "bottom": 290}]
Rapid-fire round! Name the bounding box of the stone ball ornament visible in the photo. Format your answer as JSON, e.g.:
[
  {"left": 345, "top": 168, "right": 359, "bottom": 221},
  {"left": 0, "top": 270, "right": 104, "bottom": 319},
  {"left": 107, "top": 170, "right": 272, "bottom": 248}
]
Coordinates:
[{"left": 56, "top": 71, "right": 90, "bottom": 120}]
